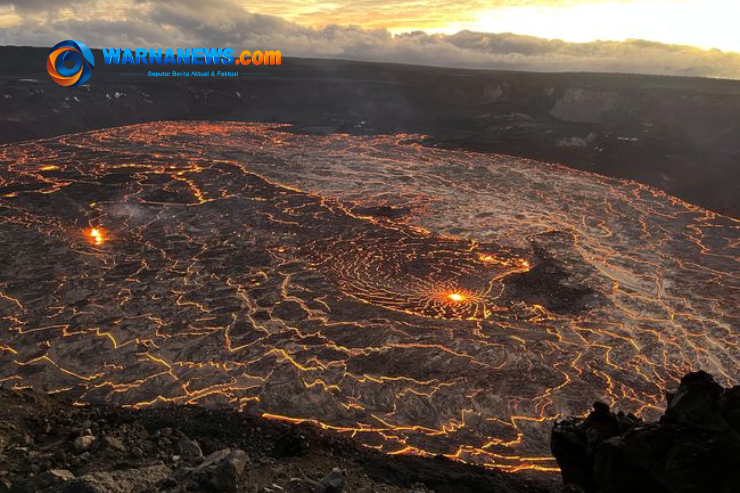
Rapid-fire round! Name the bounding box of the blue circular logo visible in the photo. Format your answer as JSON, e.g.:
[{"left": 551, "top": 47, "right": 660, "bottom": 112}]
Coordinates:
[{"left": 47, "top": 40, "right": 95, "bottom": 87}]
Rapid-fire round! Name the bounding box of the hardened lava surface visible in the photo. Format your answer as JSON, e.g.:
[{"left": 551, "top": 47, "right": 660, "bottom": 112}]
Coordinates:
[{"left": 0, "top": 122, "right": 738, "bottom": 472}]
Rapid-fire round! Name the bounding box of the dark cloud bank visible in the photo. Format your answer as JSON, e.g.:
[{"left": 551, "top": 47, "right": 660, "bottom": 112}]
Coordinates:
[{"left": 2, "top": 0, "right": 740, "bottom": 78}]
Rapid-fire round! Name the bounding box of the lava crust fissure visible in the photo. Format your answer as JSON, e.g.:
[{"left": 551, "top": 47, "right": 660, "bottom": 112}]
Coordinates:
[{"left": 0, "top": 122, "right": 737, "bottom": 473}]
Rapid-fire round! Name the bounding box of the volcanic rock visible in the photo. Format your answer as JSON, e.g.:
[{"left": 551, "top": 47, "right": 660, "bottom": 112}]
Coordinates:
[
  {"left": 552, "top": 371, "right": 740, "bottom": 493},
  {"left": 177, "top": 437, "right": 204, "bottom": 463},
  {"left": 176, "top": 448, "right": 249, "bottom": 492},
  {"left": 72, "top": 435, "right": 95, "bottom": 454},
  {"left": 130, "top": 446, "right": 144, "bottom": 460},
  {"left": 21, "top": 468, "right": 76, "bottom": 491},
  {"left": 211, "top": 449, "right": 249, "bottom": 491},
  {"left": 314, "top": 468, "right": 345, "bottom": 493},
  {"left": 46, "top": 469, "right": 74, "bottom": 481},
  {"left": 100, "top": 436, "right": 125, "bottom": 453},
  {"left": 62, "top": 464, "right": 172, "bottom": 493}
]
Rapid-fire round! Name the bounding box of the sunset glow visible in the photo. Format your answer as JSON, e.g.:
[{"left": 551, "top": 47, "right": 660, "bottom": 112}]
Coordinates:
[
  {"left": 447, "top": 0, "right": 740, "bottom": 53},
  {"left": 1, "top": 0, "right": 738, "bottom": 53},
  {"left": 235, "top": 0, "right": 740, "bottom": 53},
  {"left": 1, "top": 0, "right": 739, "bottom": 77}
]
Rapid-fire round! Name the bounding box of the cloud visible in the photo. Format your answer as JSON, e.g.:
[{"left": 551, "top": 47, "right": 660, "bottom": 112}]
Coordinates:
[
  {"left": 0, "top": 0, "right": 96, "bottom": 11},
  {"left": 0, "top": 0, "right": 633, "bottom": 14},
  {"left": 2, "top": 0, "right": 740, "bottom": 79}
]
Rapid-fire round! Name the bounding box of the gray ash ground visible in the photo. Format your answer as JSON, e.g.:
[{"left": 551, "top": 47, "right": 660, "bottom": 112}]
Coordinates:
[{"left": 0, "top": 122, "right": 738, "bottom": 474}]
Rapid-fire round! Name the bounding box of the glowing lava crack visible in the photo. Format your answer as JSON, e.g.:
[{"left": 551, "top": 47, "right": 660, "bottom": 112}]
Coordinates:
[{"left": 0, "top": 122, "right": 737, "bottom": 474}]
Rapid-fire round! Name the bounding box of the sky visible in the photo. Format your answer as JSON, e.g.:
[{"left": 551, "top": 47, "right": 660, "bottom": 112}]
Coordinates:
[
  {"left": 240, "top": 0, "right": 740, "bottom": 52},
  {"left": 1, "top": 0, "right": 740, "bottom": 78}
]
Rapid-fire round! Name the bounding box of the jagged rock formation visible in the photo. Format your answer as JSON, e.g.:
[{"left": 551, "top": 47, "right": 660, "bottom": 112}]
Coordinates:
[{"left": 551, "top": 371, "right": 740, "bottom": 493}]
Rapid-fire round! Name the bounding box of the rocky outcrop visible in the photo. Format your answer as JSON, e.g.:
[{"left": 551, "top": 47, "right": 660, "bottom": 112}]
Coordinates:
[{"left": 551, "top": 371, "right": 740, "bottom": 493}]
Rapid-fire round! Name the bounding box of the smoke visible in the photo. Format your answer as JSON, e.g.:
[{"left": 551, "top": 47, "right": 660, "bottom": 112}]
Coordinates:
[{"left": 108, "top": 202, "right": 155, "bottom": 225}]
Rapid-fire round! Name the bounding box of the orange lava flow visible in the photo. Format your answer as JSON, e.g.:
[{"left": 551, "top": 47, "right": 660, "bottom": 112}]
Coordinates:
[
  {"left": 88, "top": 227, "right": 104, "bottom": 245},
  {"left": 0, "top": 121, "right": 737, "bottom": 475}
]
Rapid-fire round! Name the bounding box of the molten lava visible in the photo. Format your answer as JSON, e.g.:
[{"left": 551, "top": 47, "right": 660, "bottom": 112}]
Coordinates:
[
  {"left": 0, "top": 122, "right": 737, "bottom": 475},
  {"left": 447, "top": 293, "right": 466, "bottom": 302},
  {"left": 88, "top": 227, "right": 104, "bottom": 245}
]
